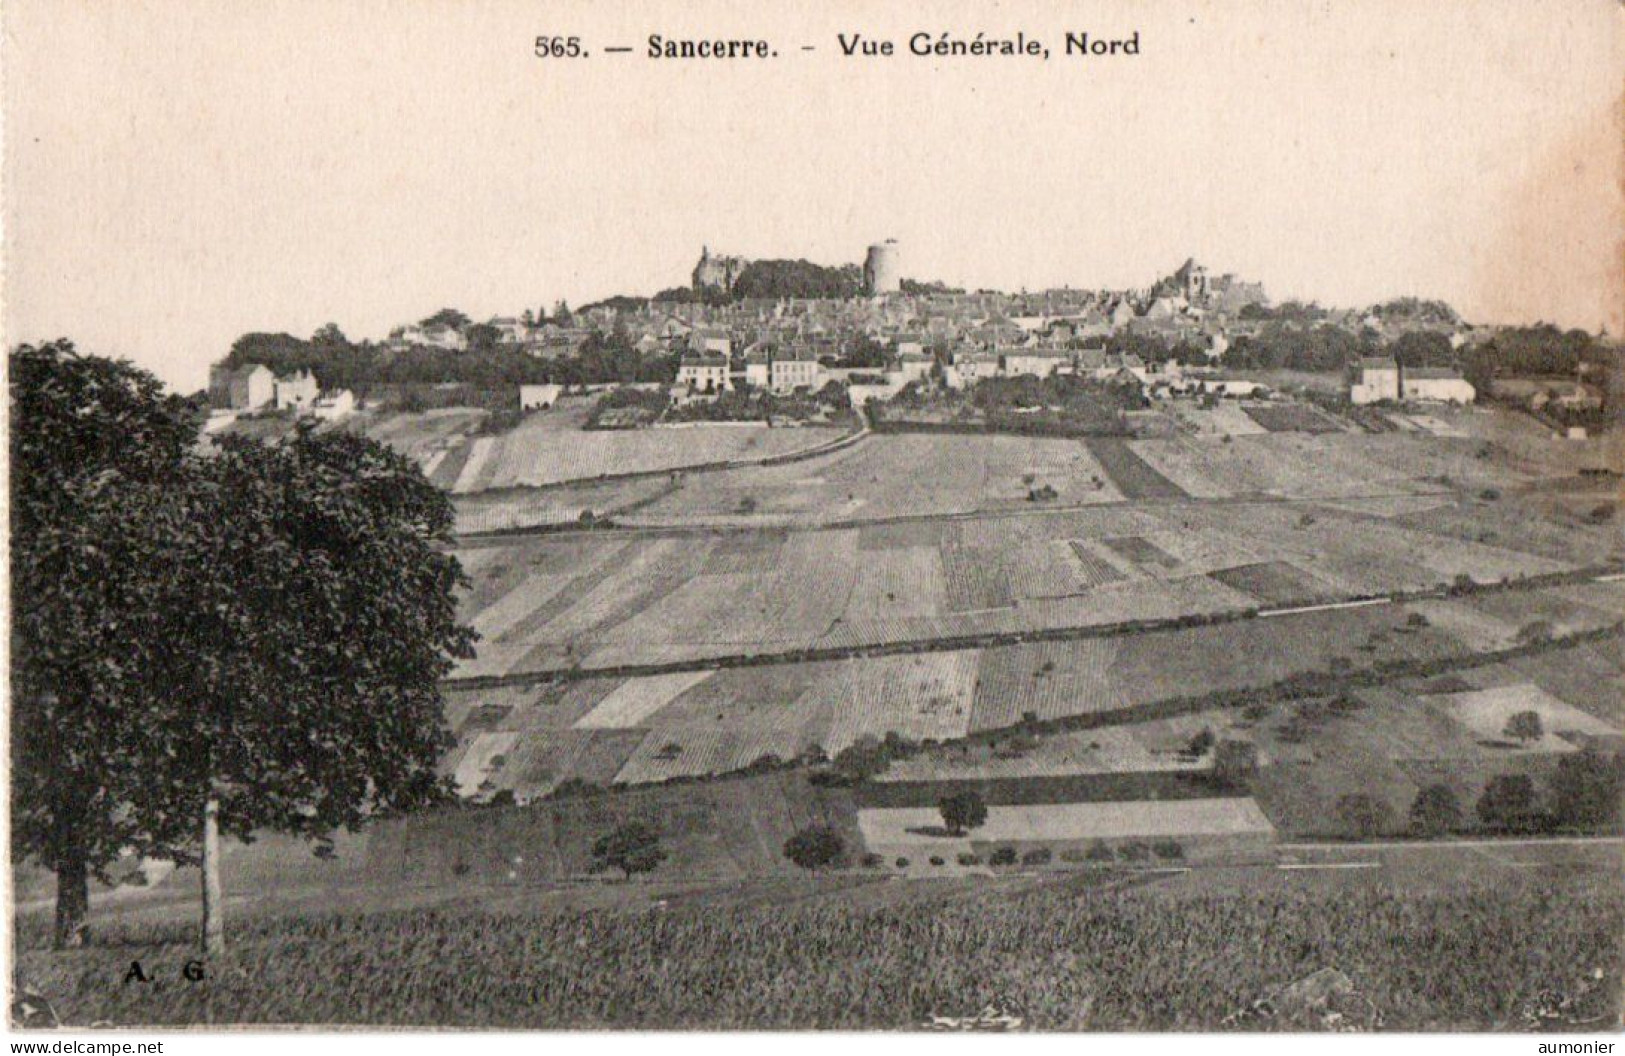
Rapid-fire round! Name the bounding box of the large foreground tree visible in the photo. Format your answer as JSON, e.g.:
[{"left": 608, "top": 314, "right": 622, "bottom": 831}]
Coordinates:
[
  {"left": 10, "top": 341, "right": 198, "bottom": 948},
  {"left": 130, "top": 426, "right": 477, "bottom": 956},
  {"left": 11, "top": 343, "right": 476, "bottom": 953}
]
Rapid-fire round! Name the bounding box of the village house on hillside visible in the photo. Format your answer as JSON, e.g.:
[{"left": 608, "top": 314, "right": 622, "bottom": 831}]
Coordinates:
[
  {"left": 209, "top": 364, "right": 324, "bottom": 413},
  {"left": 209, "top": 363, "right": 275, "bottom": 410},
  {"left": 1351, "top": 357, "right": 1475, "bottom": 405},
  {"left": 768, "top": 347, "right": 821, "bottom": 394}
]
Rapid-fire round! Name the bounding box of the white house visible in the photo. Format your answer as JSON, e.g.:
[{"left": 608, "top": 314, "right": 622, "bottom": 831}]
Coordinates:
[
  {"left": 1351, "top": 358, "right": 1474, "bottom": 405},
  {"left": 897, "top": 349, "right": 935, "bottom": 384},
  {"left": 489, "top": 317, "right": 532, "bottom": 346},
  {"left": 209, "top": 363, "right": 275, "bottom": 411},
  {"left": 689, "top": 329, "right": 732, "bottom": 358},
  {"left": 1401, "top": 368, "right": 1475, "bottom": 404},
  {"left": 677, "top": 354, "right": 731, "bottom": 394},
  {"left": 273, "top": 370, "right": 320, "bottom": 411},
  {"left": 769, "top": 351, "right": 822, "bottom": 394},
  {"left": 519, "top": 383, "right": 563, "bottom": 410},
  {"left": 1350, "top": 357, "right": 1401, "bottom": 405},
  {"left": 1001, "top": 349, "right": 1073, "bottom": 378},
  {"left": 741, "top": 344, "right": 772, "bottom": 388},
  {"left": 954, "top": 350, "right": 1002, "bottom": 384},
  {"left": 311, "top": 389, "right": 356, "bottom": 421}
]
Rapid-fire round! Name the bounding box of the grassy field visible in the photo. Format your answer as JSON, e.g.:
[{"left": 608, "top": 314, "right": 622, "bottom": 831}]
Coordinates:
[{"left": 16, "top": 868, "right": 1620, "bottom": 1029}]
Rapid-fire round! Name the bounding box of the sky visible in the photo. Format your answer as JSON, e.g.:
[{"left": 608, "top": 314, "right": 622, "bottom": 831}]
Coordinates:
[{"left": 5, "top": 0, "right": 1622, "bottom": 392}]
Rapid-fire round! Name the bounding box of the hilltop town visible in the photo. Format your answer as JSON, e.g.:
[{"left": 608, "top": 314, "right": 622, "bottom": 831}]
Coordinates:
[{"left": 205, "top": 242, "right": 1614, "bottom": 442}]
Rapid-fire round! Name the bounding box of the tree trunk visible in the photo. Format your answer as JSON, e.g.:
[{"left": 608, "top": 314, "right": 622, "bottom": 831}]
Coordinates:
[
  {"left": 53, "top": 848, "right": 90, "bottom": 950},
  {"left": 200, "top": 796, "right": 224, "bottom": 959}
]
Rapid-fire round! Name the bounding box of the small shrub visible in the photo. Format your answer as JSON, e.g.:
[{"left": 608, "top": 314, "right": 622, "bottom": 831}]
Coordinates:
[
  {"left": 861, "top": 852, "right": 884, "bottom": 868},
  {"left": 1021, "top": 847, "right": 1053, "bottom": 866},
  {"left": 894, "top": 857, "right": 910, "bottom": 868},
  {"left": 783, "top": 826, "right": 845, "bottom": 870},
  {"left": 593, "top": 822, "right": 668, "bottom": 879},
  {"left": 1151, "top": 839, "right": 1185, "bottom": 860},
  {"left": 1118, "top": 841, "right": 1151, "bottom": 862},
  {"left": 1409, "top": 783, "right": 1463, "bottom": 836},
  {"left": 939, "top": 790, "right": 989, "bottom": 836},
  {"left": 1478, "top": 774, "right": 1539, "bottom": 832},
  {"left": 957, "top": 853, "right": 981, "bottom": 866},
  {"left": 989, "top": 846, "right": 1018, "bottom": 867},
  {"left": 929, "top": 856, "right": 945, "bottom": 867},
  {"left": 1059, "top": 848, "right": 1090, "bottom": 863},
  {"left": 1515, "top": 620, "right": 1554, "bottom": 646},
  {"left": 1328, "top": 694, "right": 1365, "bottom": 716},
  {"left": 1085, "top": 841, "right": 1115, "bottom": 862},
  {"left": 1504, "top": 710, "right": 1544, "bottom": 744},
  {"left": 1336, "top": 793, "right": 1394, "bottom": 839}
]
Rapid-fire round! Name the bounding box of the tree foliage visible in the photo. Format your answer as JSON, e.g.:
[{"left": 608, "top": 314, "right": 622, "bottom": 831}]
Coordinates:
[
  {"left": 1477, "top": 774, "right": 1539, "bottom": 831},
  {"left": 1548, "top": 751, "right": 1625, "bottom": 831},
  {"left": 10, "top": 341, "right": 199, "bottom": 946},
  {"left": 10, "top": 341, "right": 476, "bottom": 947},
  {"left": 1409, "top": 784, "right": 1463, "bottom": 836},
  {"left": 938, "top": 791, "right": 989, "bottom": 836},
  {"left": 1503, "top": 710, "right": 1544, "bottom": 744},
  {"left": 1335, "top": 793, "right": 1393, "bottom": 839},
  {"left": 731, "top": 259, "right": 863, "bottom": 300},
  {"left": 419, "top": 308, "right": 470, "bottom": 331},
  {"left": 782, "top": 826, "right": 845, "bottom": 870},
  {"left": 592, "top": 822, "right": 667, "bottom": 879}
]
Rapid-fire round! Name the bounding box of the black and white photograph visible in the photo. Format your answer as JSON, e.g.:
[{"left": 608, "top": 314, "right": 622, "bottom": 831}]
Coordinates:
[{"left": 3, "top": 0, "right": 1623, "bottom": 1038}]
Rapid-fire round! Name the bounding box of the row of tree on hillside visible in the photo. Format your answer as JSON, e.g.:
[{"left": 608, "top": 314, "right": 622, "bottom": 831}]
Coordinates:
[
  {"left": 1336, "top": 749, "right": 1625, "bottom": 838},
  {"left": 222, "top": 325, "right": 678, "bottom": 397}
]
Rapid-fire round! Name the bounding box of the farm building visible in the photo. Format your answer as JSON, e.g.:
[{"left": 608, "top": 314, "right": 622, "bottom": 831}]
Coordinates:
[
  {"left": 311, "top": 388, "right": 356, "bottom": 420},
  {"left": 209, "top": 363, "right": 275, "bottom": 410},
  {"left": 1352, "top": 358, "right": 1474, "bottom": 405},
  {"left": 1401, "top": 368, "right": 1476, "bottom": 404},
  {"left": 519, "top": 384, "right": 563, "bottom": 410},
  {"left": 273, "top": 370, "right": 319, "bottom": 411},
  {"left": 1350, "top": 358, "right": 1401, "bottom": 404}
]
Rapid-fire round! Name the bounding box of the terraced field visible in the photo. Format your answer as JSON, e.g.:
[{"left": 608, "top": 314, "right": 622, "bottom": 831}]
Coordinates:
[
  {"left": 433, "top": 418, "right": 1622, "bottom": 800},
  {"left": 438, "top": 581, "right": 1623, "bottom": 798},
  {"left": 614, "top": 433, "right": 1126, "bottom": 526},
  {"left": 1083, "top": 437, "right": 1187, "bottom": 499}
]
